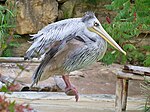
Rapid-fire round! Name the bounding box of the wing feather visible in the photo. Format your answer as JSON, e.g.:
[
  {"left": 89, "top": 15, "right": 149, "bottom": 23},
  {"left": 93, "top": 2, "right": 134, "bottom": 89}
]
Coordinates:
[
  {"left": 31, "top": 34, "right": 75, "bottom": 86},
  {"left": 25, "top": 18, "right": 82, "bottom": 60}
]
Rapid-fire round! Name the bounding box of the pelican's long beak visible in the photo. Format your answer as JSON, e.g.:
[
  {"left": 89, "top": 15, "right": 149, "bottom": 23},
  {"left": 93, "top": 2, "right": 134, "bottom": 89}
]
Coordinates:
[{"left": 88, "top": 26, "right": 126, "bottom": 55}]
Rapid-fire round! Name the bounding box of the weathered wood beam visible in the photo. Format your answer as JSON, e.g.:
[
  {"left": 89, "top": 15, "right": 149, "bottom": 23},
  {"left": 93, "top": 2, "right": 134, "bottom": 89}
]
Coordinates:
[
  {"left": 115, "top": 65, "right": 150, "bottom": 112},
  {"left": 115, "top": 78, "right": 123, "bottom": 112},
  {"left": 122, "top": 79, "right": 129, "bottom": 111},
  {"left": 123, "top": 65, "right": 150, "bottom": 76},
  {"left": 0, "top": 57, "right": 40, "bottom": 63},
  {"left": 117, "top": 71, "right": 150, "bottom": 81}
]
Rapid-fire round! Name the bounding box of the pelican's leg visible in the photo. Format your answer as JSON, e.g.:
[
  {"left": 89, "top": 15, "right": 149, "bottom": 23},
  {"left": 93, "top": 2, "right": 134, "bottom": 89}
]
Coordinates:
[{"left": 62, "top": 75, "right": 79, "bottom": 102}]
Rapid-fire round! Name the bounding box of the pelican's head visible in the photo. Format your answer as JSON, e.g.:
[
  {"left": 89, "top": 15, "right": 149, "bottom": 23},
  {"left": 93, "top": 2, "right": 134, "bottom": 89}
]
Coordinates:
[{"left": 82, "top": 12, "right": 126, "bottom": 55}]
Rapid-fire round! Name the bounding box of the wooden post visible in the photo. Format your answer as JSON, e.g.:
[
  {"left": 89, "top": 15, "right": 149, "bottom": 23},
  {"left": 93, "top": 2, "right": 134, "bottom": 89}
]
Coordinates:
[
  {"left": 122, "top": 79, "right": 129, "bottom": 111},
  {"left": 115, "top": 78, "right": 123, "bottom": 112}
]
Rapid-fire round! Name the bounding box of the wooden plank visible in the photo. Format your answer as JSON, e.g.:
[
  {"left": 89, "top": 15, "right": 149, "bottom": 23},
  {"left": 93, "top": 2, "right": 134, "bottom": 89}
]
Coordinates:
[
  {"left": 117, "top": 71, "right": 150, "bottom": 81},
  {"left": 122, "top": 79, "right": 129, "bottom": 111},
  {"left": 115, "top": 78, "right": 123, "bottom": 112},
  {"left": 123, "top": 65, "right": 150, "bottom": 76},
  {"left": 0, "top": 57, "right": 40, "bottom": 63}
]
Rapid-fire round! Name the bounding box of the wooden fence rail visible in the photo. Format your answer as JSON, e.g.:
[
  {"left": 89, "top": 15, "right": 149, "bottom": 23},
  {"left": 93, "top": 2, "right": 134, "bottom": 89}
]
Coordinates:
[{"left": 0, "top": 57, "right": 40, "bottom": 63}]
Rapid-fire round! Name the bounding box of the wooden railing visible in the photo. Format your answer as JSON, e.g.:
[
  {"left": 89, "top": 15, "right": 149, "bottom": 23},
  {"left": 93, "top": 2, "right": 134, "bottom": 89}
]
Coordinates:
[
  {"left": 115, "top": 65, "right": 150, "bottom": 112},
  {"left": 0, "top": 57, "right": 40, "bottom": 63}
]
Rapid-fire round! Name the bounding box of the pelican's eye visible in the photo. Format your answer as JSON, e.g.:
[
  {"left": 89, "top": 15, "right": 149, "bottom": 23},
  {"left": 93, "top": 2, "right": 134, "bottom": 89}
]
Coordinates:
[{"left": 94, "top": 22, "right": 99, "bottom": 27}]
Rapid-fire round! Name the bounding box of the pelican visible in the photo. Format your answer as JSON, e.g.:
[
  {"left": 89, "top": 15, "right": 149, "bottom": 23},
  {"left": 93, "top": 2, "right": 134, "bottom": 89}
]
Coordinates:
[{"left": 25, "top": 12, "right": 126, "bottom": 102}]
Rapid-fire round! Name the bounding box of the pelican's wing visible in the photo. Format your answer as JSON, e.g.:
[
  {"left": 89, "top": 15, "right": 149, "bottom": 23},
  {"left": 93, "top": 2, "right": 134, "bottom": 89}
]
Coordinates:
[
  {"left": 31, "top": 34, "right": 83, "bottom": 86},
  {"left": 24, "top": 18, "right": 82, "bottom": 60}
]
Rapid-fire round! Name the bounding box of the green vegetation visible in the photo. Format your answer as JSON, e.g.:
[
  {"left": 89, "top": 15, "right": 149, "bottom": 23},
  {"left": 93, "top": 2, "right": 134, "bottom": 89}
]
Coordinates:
[
  {"left": 101, "top": 0, "right": 150, "bottom": 66},
  {"left": 0, "top": 2, "right": 20, "bottom": 57},
  {"left": 102, "top": 1, "right": 150, "bottom": 111}
]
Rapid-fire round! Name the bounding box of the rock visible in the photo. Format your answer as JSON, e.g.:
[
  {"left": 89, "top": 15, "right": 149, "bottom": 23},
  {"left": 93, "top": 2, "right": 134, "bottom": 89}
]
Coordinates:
[
  {"left": 73, "top": 2, "right": 86, "bottom": 18},
  {"left": 73, "top": 0, "right": 113, "bottom": 23},
  {"left": 11, "top": 37, "right": 31, "bottom": 57},
  {"left": 60, "top": 0, "right": 76, "bottom": 18},
  {"left": 57, "top": 9, "right": 64, "bottom": 20},
  {"left": 7, "top": 0, "right": 58, "bottom": 34},
  {"left": 69, "top": 71, "right": 84, "bottom": 77},
  {"left": 54, "top": 76, "right": 66, "bottom": 91},
  {"left": 12, "top": 42, "right": 31, "bottom": 57}
]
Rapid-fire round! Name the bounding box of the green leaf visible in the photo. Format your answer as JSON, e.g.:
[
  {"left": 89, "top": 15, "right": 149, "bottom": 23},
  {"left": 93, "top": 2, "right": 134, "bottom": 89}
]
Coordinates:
[
  {"left": 1, "top": 43, "right": 7, "bottom": 49},
  {"left": 2, "top": 49, "right": 12, "bottom": 57},
  {"left": 16, "top": 64, "right": 26, "bottom": 71},
  {"left": 9, "top": 42, "right": 20, "bottom": 47},
  {"left": 0, "top": 85, "right": 9, "bottom": 92},
  {"left": 101, "top": 51, "right": 117, "bottom": 65},
  {"left": 123, "top": 44, "right": 136, "bottom": 51},
  {"left": 122, "top": 33, "right": 132, "bottom": 39},
  {"left": 142, "top": 46, "right": 150, "bottom": 51},
  {"left": 14, "top": 34, "right": 21, "bottom": 38},
  {"left": 105, "top": 5, "right": 113, "bottom": 10},
  {"left": 8, "top": 101, "right": 15, "bottom": 112},
  {"left": 143, "top": 55, "right": 150, "bottom": 67},
  {"left": 120, "top": 54, "right": 127, "bottom": 64}
]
